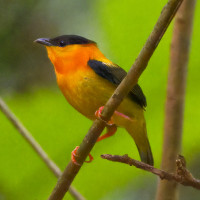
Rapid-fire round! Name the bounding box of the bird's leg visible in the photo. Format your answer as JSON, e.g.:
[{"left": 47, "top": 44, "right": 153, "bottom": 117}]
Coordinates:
[
  {"left": 95, "top": 106, "right": 132, "bottom": 125},
  {"left": 114, "top": 110, "right": 132, "bottom": 121},
  {"left": 95, "top": 106, "right": 131, "bottom": 142},
  {"left": 95, "top": 106, "right": 114, "bottom": 125},
  {"left": 71, "top": 107, "right": 131, "bottom": 165},
  {"left": 97, "top": 125, "right": 117, "bottom": 142},
  {"left": 71, "top": 146, "right": 93, "bottom": 165}
]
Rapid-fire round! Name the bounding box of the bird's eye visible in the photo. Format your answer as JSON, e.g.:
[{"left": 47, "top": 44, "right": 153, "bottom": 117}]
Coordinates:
[{"left": 59, "top": 40, "right": 66, "bottom": 47}]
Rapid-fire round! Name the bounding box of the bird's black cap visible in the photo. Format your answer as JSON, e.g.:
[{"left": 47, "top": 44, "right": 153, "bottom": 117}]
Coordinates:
[{"left": 34, "top": 35, "right": 96, "bottom": 47}]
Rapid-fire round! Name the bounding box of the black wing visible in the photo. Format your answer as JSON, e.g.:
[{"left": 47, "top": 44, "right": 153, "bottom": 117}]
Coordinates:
[{"left": 88, "top": 60, "right": 147, "bottom": 108}]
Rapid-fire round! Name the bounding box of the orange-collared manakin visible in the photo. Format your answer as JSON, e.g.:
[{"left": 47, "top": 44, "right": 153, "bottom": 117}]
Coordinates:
[{"left": 35, "top": 35, "right": 154, "bottom": 165}]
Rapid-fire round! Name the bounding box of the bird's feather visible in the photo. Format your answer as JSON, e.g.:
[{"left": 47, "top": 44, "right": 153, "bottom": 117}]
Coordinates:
[{"left": 88, "top": 60, "right": 147, "bottom": 108}]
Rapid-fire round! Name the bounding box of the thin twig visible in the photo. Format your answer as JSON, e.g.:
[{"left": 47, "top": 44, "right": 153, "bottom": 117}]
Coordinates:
[
  {"left": 101, "top": 154, "right": 200, "bottom": 190},
  {"left": 47, "top": 0, "right": 183, "bottom": 200},
  {"left": 0, "top": 97, "right": 85, "bottom": 200},
  {"left": 156, "top": 0, "right": 196, "bottom": 199}
]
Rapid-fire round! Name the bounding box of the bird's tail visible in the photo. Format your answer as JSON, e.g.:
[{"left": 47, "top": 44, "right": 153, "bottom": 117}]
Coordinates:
[{"left": 125, "top": 119, "right": 154, "bottom": 166}]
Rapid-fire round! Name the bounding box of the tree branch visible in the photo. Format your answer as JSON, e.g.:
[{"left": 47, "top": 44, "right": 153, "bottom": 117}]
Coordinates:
[
  {"left": 47, "top": 0, "right": 183, "bottom": 200},
  {"left": 156, "top": 0, "right": 196, "bottom": 199},
  {"left": 0, "top": 97, "right": 85, "bottom": 200},
  {"left": 101, "top": 154, "right": 200, "bottom": 190}
]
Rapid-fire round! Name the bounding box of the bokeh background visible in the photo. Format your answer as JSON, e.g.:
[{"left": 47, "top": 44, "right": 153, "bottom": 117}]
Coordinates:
[{"left": 0, "top": 0, "right": 200, "bottom": 199}]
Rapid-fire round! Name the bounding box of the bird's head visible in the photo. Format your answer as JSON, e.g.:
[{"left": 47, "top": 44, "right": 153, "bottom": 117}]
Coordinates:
[
  {"left": 34, "top": 35, "right": 98, "bottom": 73},
  {"left": 35, "top": 35, "right": 96, "bottom": 61}
]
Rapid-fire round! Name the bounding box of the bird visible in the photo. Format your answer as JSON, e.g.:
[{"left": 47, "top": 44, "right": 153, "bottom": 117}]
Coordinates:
[{"left": 35, "top": 35, "right": 154, "bottom": 166}]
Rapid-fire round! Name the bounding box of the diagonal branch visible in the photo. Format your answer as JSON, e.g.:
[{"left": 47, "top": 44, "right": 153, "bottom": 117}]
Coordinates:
[
  {"left": 0, "top": 97, "right": 85, "bottom": 200},
  {"left": 48, "top": 0, "right": 183, "bottom": 200},
  {"left": 101, "top": 154, "right": 200, "bottom": 190}
]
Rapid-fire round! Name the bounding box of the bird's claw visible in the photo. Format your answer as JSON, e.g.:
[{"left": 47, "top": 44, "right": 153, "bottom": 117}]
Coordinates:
[
  {"left": 95, "top": 106, "right": 114, "bottom": 126},
  {"left": 71, "top": 146, "right": 81, "bottom": 165},
  {"left": 71, "top": 146, "right": 93, "bottom": 165}
]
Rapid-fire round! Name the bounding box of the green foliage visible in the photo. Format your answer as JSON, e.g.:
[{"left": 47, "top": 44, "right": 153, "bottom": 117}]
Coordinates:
[{"left": 0, "top": 0, "right": 200, "bottom": 200}]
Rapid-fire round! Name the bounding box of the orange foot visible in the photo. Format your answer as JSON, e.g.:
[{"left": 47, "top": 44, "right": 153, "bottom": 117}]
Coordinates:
[
  {"left": 71, "top": 146, "right": 94, "bottom": 165},
  {"left": 95, "top": 106, "right": 114, "bottom": 125},
  {"left": 95, "top": 106, "right": 131, "bottom": 125},
  {"left": 95, "top": 106, "right": 131, "bottom": 142},
  {"left": 97, "top": 125, "right": 117, "bottom": 142}
]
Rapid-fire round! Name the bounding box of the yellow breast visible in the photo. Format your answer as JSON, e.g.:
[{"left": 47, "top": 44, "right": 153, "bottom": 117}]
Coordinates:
[{"left": 56, "top": 68, "right": 116, "bottom": 120}]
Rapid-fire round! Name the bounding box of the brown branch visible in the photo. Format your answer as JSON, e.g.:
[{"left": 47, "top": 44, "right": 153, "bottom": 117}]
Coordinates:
[
  {"left": 101, "top": 154, "right": 200, "bottom": 190},
  {"left": 0, "top": 97, "right": 85, "bottom": 200},
  {"left": 156, "top": 0, "right": 196, "bottom": 199},
  {"left": 48, "top": 0, "right": 183, "bottom": 200}
]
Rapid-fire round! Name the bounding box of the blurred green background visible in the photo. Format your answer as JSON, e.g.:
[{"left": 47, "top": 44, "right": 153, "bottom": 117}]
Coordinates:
[{"left": 0, "top": 0, "right": 200, "bottom": 199}]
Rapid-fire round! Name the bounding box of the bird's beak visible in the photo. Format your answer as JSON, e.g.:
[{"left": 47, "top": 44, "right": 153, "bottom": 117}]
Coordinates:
[{"left": 34, "top": 38, "right": 52, "bottom": 46}]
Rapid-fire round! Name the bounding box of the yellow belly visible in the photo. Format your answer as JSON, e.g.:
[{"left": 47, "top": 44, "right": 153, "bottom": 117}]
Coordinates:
[{"left": 56, "top": 68, "right": 144, "bottom": 125}]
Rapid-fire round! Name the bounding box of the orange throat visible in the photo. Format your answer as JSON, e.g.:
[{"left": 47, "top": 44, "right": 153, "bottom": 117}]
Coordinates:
[{"left": 45, "top": 43, "right": 106, "bottom": 75}]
